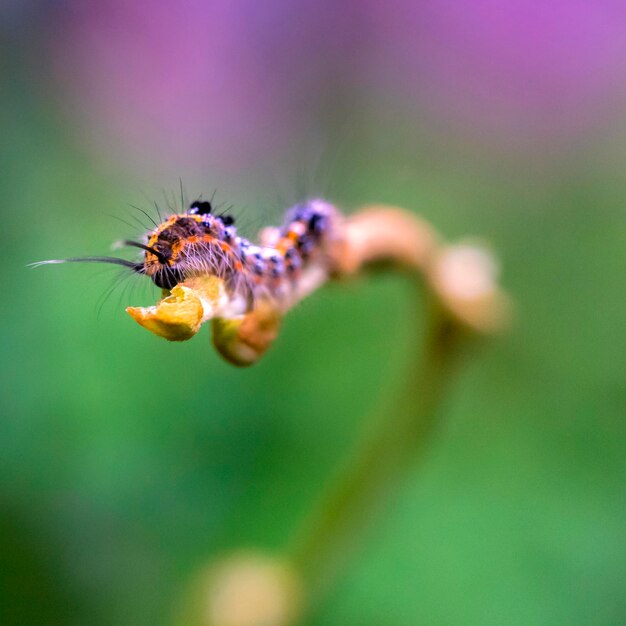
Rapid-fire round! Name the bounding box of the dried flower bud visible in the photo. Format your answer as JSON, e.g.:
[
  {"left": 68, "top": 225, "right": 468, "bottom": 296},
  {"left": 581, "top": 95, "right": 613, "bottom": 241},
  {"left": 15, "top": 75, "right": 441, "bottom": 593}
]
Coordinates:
[
  {"left": 212, "top": 302, "right": 282, "bottom": 367},
  {"left": 181, "top": 553, "right": 302, "bottom": 626},
  {"left": 428, "top": 243, "right": 510, "bottom": 332}
]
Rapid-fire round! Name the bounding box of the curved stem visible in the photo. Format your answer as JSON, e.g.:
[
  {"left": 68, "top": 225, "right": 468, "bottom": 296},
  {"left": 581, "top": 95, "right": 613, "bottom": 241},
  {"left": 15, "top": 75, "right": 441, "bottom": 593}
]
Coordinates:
[{"left": 287, "top": 287, "right": 466, "bottom": 598}]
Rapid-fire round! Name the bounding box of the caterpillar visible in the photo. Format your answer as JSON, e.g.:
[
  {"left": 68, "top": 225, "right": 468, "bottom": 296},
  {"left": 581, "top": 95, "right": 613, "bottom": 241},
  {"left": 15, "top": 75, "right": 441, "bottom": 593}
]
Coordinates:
[
  {"left": 139, "top": 198, "right": 338, "bottom": 300},
  {"left": 33, "top": 198, "right": 344, "bottom": 364},
  {"left": 35, "top": 199, "right": 340, "bottom": 298}
]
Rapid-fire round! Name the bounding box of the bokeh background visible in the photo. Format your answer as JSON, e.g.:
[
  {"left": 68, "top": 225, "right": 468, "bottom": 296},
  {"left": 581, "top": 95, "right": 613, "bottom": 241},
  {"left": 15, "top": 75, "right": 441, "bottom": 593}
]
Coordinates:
[{"left": 1, "top": 1, "right": 625, "bottom": 625}]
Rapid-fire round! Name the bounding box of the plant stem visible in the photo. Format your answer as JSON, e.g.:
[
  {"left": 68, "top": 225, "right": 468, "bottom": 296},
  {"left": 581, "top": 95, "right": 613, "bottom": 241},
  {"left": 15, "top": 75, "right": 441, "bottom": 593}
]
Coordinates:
[{"left": 287, "top": 289, "right": 466, "bottom": 597}]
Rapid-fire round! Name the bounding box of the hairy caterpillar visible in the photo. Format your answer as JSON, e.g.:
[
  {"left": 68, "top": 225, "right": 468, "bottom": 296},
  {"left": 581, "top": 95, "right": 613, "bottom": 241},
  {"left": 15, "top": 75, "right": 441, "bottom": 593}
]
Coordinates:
[
  {"left": 138, "top": 198, "right": 338, "bottom": 301},
  {"left": 33, "top": 198, "right": 344, "bottom": 364},
  {"left": 35, "top": 199, "right": 338, "bottom": 290}
]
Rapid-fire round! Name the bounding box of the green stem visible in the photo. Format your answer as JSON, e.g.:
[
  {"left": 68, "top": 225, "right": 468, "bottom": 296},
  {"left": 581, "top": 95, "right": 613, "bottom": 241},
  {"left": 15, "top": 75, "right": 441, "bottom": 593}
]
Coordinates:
[{"left": 287, "top": 290, "right": 466, "bottom": 596}]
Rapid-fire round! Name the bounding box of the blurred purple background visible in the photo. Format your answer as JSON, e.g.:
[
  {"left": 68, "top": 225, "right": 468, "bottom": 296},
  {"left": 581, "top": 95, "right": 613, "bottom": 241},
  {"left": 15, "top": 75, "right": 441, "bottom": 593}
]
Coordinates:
[{"left": 48, "top": 0, "right": 626, "bottom": 173}]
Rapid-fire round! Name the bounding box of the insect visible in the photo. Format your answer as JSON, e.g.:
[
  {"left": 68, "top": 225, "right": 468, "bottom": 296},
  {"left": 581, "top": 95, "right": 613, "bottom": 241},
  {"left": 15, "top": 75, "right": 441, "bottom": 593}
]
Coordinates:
[
  {"left": 34, "top": 199, "right": 338, "bottom": 298},
  {"left": 32, "top": 198, "right": 342, "bottom": 363},
  {"left": 140, "top": 199, "right": 336, "bottom": 297}
]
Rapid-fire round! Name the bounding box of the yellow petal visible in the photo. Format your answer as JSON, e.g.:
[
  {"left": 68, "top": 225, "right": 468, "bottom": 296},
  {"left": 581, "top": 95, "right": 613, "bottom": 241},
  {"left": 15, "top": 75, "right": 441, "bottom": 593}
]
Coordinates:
[{"left": 126, "top": 283, "right": 204, "bottom": 341}]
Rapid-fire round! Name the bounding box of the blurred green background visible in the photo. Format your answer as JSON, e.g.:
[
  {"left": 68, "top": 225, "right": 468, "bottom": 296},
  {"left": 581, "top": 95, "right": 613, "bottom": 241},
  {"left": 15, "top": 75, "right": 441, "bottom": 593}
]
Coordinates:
[{"left": 1, "top": 2, "right": 625, "bottom": 625}]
